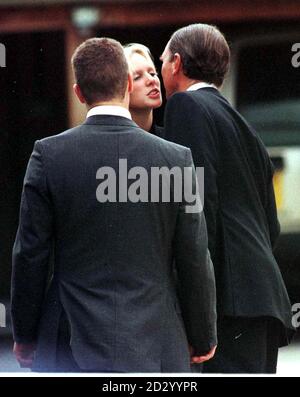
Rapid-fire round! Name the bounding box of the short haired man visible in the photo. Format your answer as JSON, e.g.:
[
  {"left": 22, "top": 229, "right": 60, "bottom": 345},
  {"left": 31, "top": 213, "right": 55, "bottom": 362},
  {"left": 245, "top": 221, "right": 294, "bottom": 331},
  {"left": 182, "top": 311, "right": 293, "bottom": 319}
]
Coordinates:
[
  {"left": 161, "top": 24, "right": 294, "bottom": 373},
  {"left": 11, "top": 37, "right": 217, "bottom": 372}
]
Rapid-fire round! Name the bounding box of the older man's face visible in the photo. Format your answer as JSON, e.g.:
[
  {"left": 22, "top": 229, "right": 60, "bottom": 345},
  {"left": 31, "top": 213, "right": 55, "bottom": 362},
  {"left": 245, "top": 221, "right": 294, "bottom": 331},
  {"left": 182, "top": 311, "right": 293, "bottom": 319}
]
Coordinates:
[{"left": 160, "top": 43, "right": 176, "bottom": 99}]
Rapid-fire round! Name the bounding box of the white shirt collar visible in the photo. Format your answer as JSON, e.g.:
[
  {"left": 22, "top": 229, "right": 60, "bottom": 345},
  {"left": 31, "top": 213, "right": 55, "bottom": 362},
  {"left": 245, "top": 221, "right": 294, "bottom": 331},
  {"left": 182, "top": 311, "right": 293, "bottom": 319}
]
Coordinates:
[
  {"left": 187, "top": 82, "right": 217, "bottom": 91},
  {"left": 86, "top": 105, "right": 132, "bottom": 120}
]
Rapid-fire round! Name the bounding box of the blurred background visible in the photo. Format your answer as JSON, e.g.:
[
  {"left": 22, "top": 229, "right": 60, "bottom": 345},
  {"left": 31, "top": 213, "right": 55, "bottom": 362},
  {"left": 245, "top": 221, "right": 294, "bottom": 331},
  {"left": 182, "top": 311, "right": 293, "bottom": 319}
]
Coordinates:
[{"left": 0, "top": 0, "right": 299, "bottom": 374}]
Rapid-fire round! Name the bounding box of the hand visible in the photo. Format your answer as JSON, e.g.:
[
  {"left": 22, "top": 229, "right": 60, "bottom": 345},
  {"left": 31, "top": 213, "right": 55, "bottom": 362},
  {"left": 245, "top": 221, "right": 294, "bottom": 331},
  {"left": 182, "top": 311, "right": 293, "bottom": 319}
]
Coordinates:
[
  {"left": 189, "top": 345, "right": 217, "bottom": 364},
  {"left": 13, "top": 342, "right": 36, "bottom": 368}
]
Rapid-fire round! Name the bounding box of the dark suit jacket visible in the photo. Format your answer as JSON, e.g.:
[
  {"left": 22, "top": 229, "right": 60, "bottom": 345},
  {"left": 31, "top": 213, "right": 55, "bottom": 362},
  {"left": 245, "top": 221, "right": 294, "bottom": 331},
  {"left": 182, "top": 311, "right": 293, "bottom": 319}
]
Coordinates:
[
  {"left": 164, "top": 88, "right": 293, "bottom": 332},
  {"left": 11, "top": 115, "right": 217, "bottom": 372},
  {"left": 149, "top": 123, "right": 164, "bottom": 138}
]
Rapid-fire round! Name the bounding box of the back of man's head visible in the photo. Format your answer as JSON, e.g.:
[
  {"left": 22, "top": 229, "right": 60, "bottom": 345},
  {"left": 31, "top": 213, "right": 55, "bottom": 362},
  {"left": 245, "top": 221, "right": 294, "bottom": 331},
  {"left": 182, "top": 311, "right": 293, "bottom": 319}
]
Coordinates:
[
  {"left": 168, "top": 24, "right": 230, "bottom": 87},
  {"left": 71, "top": 37, "right": 129, "bottom": 105}
]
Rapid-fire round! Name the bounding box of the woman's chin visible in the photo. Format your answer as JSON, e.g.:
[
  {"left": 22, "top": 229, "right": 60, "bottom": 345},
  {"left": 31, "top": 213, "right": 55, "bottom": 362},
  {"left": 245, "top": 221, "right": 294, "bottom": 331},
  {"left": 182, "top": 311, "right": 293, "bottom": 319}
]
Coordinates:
[{"left": 149, "top": 99, "right": 163, "bottom": 109}]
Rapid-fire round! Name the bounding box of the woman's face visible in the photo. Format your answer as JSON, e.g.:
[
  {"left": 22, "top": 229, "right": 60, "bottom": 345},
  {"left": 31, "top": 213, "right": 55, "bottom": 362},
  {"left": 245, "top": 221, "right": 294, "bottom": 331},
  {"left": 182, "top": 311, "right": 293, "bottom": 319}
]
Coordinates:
[{"left": 129, "top": 52, "right": 162, "bottom": 111}]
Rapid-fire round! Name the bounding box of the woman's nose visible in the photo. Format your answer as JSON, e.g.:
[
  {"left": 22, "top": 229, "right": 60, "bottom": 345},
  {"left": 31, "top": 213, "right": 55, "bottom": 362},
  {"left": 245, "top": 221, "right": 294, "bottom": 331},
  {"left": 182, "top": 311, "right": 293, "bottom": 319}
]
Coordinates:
[{"left": 146, "top": 73, "right": 156, "bottom": 84}]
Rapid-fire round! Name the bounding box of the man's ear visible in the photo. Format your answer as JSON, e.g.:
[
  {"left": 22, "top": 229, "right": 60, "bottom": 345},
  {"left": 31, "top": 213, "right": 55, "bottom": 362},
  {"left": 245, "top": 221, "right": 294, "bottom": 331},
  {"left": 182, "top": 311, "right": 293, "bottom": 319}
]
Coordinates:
[
  {"left": 73, "top": 83, "right": 86, "bottom": 104},
  {"left": 172, "top": 53, "right": 182, "bottom": 76},
  {"left": 127, "top": 72, "right": 133, "bottom": 94}
]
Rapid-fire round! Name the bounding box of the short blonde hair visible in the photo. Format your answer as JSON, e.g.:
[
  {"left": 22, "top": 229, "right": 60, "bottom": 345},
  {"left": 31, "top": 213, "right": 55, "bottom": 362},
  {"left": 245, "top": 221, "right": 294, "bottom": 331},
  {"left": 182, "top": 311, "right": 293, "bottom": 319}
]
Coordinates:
[{"left": 123, "top": 43, "right": 155, "bottom": 67}]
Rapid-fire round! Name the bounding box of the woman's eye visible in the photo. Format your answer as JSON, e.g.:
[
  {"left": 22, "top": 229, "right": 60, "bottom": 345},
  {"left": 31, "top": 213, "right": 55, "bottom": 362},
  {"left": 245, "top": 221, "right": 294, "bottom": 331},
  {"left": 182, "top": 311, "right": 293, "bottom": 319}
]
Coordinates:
[
  {"left": 150, "top": 72, "right": 158, "bottom": 77},
  {"left": 133, "top": 75, "right": 141, "bottom": 81}
]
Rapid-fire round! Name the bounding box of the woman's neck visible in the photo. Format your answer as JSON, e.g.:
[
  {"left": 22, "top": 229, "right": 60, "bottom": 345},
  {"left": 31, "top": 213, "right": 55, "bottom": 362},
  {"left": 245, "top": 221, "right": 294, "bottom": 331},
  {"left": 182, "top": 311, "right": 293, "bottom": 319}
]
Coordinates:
[{"left": 130, "top": 108, "right": 153, "bottom": 132}]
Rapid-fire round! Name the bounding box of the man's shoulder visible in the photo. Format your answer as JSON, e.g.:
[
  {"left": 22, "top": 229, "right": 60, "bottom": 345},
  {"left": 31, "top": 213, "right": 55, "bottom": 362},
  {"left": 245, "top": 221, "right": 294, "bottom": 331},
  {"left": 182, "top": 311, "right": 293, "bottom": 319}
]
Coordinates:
[
  {"left": 132, "top": 126, "right": 191, "bottom": 164},
  {"left": 38, "top": 125, "right": 83, "bottom": 146},
  {"left": 168, "top": 90, "right": 195, "bottom": 105},
  {"left": 167, "top": 89, "right": 218, "bottom": 111},
  {"left": 160, "top": 137, "right": 191, "bottom": 159},
  {"left": 37, "top": 123, "right": 190, "bottom": 159},
  {"left": 144, "top": 127, "right": 190, "bottom": 150}
]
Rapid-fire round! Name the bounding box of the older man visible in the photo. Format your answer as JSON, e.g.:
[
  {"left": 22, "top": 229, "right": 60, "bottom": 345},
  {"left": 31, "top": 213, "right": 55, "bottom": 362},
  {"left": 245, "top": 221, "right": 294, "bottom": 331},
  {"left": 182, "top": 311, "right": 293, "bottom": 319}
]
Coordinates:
[{"left": 161, "top": 23, "right": 294, "bottom": 373}]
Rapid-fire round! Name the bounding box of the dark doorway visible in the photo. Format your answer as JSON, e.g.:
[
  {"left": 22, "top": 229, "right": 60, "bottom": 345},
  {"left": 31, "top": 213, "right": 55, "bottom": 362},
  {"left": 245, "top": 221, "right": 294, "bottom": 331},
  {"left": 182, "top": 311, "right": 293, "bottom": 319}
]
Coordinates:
[{"left": 0, "top": 30, "right": 68, "bottom": 299}]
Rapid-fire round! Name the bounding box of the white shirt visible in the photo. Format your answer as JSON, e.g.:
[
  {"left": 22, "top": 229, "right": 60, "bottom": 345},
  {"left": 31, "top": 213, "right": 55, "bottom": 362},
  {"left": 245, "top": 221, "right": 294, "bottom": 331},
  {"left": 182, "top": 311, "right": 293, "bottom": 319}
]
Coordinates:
[
  {"left": 187, "top": 82, "right": 217, "bottom": 91},
  {"left": 86, "top": 105, "right": 132, "bottom": 120}
]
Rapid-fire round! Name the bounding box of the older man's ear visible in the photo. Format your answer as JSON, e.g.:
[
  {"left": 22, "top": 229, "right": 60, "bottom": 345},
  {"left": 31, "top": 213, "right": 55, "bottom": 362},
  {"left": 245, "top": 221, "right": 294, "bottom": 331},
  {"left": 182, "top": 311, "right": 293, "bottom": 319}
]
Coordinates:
[{"left": 172, "top": 53, "right": 182, "bottom": 76}]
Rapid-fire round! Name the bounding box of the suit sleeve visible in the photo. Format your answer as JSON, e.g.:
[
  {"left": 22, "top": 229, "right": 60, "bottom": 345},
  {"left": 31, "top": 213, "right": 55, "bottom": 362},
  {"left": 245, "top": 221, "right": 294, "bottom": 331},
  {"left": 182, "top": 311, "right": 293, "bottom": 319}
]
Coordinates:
[
  {"left": 11, "top": 141, "right": 53, "bottom": 344},
  {"left": 173, "top": 148, "right": 217, "bottom": 355},
  {"left": 164, "top": 93, "right": 220, "bottom": 263}
]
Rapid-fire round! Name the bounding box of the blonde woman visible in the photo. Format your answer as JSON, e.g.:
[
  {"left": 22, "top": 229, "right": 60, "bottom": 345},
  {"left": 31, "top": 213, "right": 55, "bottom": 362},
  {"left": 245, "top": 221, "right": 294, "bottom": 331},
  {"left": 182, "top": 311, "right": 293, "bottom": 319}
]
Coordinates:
[{"left": 124, "top": 43, "right": 163, "bottom": 136}]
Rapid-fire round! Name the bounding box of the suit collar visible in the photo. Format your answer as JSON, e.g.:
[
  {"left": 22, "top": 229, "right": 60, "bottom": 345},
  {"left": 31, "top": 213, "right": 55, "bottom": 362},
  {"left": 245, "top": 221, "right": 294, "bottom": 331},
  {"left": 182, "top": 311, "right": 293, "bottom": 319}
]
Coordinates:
[
  {"left": 196, "top": 86, "right": 219, "bottom": 93},
  {"left": 194, "top": 86, "right": 229, "bottom": 104},
  {"left": 193, "top": 86, "right": 222, "bottom": 97},
  {"left": 83, "top": 115, "right": 139, "bottom": 129},
  {"left": 86, "top": 105, "right": 131, "bottom": 120}
]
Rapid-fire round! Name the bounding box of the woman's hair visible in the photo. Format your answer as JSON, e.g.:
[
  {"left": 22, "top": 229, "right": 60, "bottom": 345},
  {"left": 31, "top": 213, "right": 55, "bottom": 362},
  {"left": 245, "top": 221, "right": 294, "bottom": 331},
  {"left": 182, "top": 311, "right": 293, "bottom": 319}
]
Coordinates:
[{"left": 123, "top": 43, "right": 155, "bottom": 67}]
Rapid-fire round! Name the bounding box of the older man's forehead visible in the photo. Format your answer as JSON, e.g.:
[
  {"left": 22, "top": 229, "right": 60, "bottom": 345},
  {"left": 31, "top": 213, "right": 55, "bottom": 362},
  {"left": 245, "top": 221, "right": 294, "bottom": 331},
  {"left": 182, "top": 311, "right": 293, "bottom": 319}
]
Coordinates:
[{"left": 160, "top": 43, "right": 171, "bottom": 60}]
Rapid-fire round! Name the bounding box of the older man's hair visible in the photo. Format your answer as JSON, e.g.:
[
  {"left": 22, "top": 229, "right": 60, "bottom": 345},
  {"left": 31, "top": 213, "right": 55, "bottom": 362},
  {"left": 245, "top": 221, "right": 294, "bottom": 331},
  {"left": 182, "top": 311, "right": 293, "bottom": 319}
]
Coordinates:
[
  {"left": 71, "top": 37, "right": 129, "bottom": 105},
  {"left": 168, "top": 24, "right": 230, "bottom": 87}
]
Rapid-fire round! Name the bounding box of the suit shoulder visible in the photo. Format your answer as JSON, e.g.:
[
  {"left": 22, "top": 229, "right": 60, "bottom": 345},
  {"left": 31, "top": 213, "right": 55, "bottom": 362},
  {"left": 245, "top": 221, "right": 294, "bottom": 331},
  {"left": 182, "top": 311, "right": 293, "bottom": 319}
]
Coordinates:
[
  {"left": 36, "top": 125, "right": 85, "bottom": 151},
  {"left": 143, "top": 127, "right": 189, "bottom": 150},
  {"left": 149, "top": 124, "right": 164, "bottom": 138},
  {"left": 168, "top": 91, "right": 196, "bottom": 105},
  {"left": 160, "top": 140, "right": 192, "bottom": 167},
  {"left": 167, "top": 90, "right": 211, "bottom": 114},
  {"left": 161, "top": 138, "right": 191, "bottom": 158},
  {"left": 136, "top": 126, "right": 191, "bottom": 161}
]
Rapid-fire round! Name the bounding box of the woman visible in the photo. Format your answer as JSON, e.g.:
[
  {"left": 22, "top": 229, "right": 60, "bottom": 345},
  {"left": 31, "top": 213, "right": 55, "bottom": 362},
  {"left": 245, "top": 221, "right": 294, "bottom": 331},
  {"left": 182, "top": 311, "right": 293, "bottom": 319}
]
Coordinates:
[{"left": 124, "top": 43, "right": 164, "bottom": 137}]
